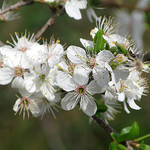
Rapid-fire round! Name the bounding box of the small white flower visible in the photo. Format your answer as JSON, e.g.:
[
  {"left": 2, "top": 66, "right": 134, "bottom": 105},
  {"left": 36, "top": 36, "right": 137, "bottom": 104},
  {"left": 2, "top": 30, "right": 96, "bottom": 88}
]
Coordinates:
[
  {"left": 7, "top": 32, "right": 47, "bottom": 64},
  {"left": 56, "top": 67, "right": 101, "bottom": 116},
  {"left": 32, "top": 92, "right": 61, "bottom": 119},
  {"left": 103, "top": 34, "right": 133, "bottom": 49},
  {"left": 116, "top": 70, "right": 147, "bottom": 113},
  {"left": 24, "top": 64, "right": 57, "bottom": 101},
  {"left": 45, "top": 42, "right": 64, "bottom": 68},
  {"left": 90, "top": 16, "right": 119, "bottom": 38},
  {"left": 13, "top": 90, "right": 40, "bottom": 119},
  {"left": 0, "top": 52, "right": 30, "bottom": 88}
]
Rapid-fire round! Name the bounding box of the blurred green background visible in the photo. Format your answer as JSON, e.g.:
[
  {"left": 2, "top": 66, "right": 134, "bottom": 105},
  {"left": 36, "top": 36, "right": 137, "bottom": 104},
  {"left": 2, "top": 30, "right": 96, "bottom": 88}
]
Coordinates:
[{"left": 0, "top": 0, "right": 150, "bottom": 150}]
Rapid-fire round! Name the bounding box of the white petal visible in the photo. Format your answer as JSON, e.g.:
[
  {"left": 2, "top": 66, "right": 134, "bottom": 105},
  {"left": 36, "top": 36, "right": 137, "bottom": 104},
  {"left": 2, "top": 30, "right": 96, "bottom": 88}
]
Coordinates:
[
  {"left": 87, "top": 80, "right": 101, "bottom": 95},
  {"left": 127, "top": 99, "right": 141, "bottom": 110},
  {"left": 73, "top": 65, "right": 91, "bottom": 85},
  {"left": 56, "top": 71, "right": 76, "bottom": 91},
  {"left": 86, "top": 8, "right": 98, "bottom": 23},
  {"left": 11, "top": 77, "right": 25, "bottom": 89},
  {"left": 80, "top": 95, "right": 97, "bottom": 116},
  {"left": 13, "top": 99, "right": 21, "bottom": 112},
  {"left": 0, "top": 67, "right": 13, "bottom": 85},
  {"left": 65, "top": 1, "right": 82, "bottom": 20},
  {"left": 75, "top": 0, "right": 87, "bottom": 9},
  {"left": 24, "top": 75, "right": 39, "bottom": 93},
  {"left": 80, "top": 38, "right": 93, "bottom": 49},
  {"left": 29, "top": 100, "right": 41, "bottom": 117},
  {"left": 93, "top": 66, "right": 110, "bottom": 88},
  {"left": 61, "top": 92, "right": 79, "bottom": 110},
  {"left": 114, "top": 65, "right": 129, "bottom": 83},
  {"left": 96, "top": 50, "right": 114, "bottom": 64},
  {"left": 67, "top": 46, "right": 87, "bottom": 64},
  {"left": 40, "top": 82, "right": 55, "bottom": 101},
  {"left": 118, "top": 92, "right": 125, "bottom": 102},
  {"left": 123, "top": 101, "right": 130, "bottom": 114}
]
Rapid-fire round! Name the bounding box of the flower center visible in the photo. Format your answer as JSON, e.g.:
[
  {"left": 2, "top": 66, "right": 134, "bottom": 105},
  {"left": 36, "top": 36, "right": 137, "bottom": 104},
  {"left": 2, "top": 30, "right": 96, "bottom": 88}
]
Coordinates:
[
  {"left": 14, "top": 67, "right": 25, "bottom": 77},
  {"left": 87, "top": 57, "right": 96, "bottom": 68},
  {"left": 76, "top": 85, "right": 86, "bottom": 95},
  {"left": 21, "top": 97, "right": 30, "bottom": 107},
  {"left": 40, "top": 74, "right": 46, "bottom": 81},
  {"left": 19, "top": 47, "right": 28, "bottom": 53},
  {"left": 116, "top": 54, "right": 126, "bottom": 63},
  {"left": 68, "top": 63, "right": 76, "bottom": 72}
]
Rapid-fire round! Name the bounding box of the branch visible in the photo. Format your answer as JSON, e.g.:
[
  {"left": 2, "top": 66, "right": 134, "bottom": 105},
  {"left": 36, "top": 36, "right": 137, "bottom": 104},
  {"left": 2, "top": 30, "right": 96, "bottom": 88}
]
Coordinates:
[
  {"left": 0, "top": 0, "right": 34, "bottom": 15},
  {"left": 93, "top": 115, "right": 136, "bottom": 149},
  {"left": 92, "top": 115, "right": 118, "bottom": 141},
  {"left": 33, "top": 8, "right": 65, "bottom": 41},
  {"left": 100, "top": 0, "right": 150, "bottom": 12}
]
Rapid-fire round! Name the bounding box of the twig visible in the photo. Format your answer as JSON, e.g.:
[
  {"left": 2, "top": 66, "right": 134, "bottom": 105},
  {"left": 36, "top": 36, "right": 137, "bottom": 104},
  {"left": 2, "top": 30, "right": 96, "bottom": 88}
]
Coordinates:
[
  {"left": 0, "top": 0, "right": 34, "bottom": 15},
  {"left": 100, "top": 0, "right": 150, "bottom": 12},
  {"left": 33, "top": 8, "right": 65, "bottom": 41},
  {"left": 92, "top": 115, "right": 118, "bottom": 141}
]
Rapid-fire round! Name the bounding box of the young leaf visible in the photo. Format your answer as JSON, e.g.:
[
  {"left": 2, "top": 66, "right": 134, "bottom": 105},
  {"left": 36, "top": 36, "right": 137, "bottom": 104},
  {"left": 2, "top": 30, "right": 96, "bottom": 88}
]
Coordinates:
[
  {"left": 93, "top": 29, "right": 105, "bottom": 53},
  {"left": 115, "top": 42, "right": 127, "bottom": 55},
  {"left": 139, "top": 144, "right": 150, "bottom": 150},
  {"left": 117, "top": 122, "right": 139, "bottom": 142},
  {"left": 117, "top": 144, "right": 128, "bottom": 150},
  {"left": 109, "top": 142, "right": 118, "bottom": 150}
]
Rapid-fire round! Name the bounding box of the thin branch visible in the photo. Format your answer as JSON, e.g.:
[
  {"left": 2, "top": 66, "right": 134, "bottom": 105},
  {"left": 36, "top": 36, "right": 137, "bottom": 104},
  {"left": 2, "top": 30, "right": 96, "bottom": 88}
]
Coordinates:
[
  {"left": 93, "top": 115, "right": 137, "bottom": 149},
  {"left": 92, "top": 115, "right": 118, "bottom": 141},
  {"left": 0, "top": 0, "right": 34, "bottom": 15},
  {"left": 100, "top": 0, "right": 150, "bottom": 12},
  {"left": 33, "top": 8, "right": 65, "bottom": 41}
]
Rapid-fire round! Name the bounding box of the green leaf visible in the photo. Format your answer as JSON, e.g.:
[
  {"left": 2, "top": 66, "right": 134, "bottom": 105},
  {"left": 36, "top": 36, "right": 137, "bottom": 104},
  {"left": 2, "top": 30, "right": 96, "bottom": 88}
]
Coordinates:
[
  {"left": 93, "top": 29, "right": 105, "bottom": 53},
  {"left": 115, "top": 42, "right": 127, "bottom": 55},
  {"left": 111, "top": 132, "right": 117, "bottom": 141},
  {"left": 117, "top": 122, "right": 139, "bottom": 142},
  {"left": 105, "top": 43, "right": 110, "bottom": 50},
  {"left": 109, "top": 142, "right": 118, "bottom": 150},
  {"left": 110, "top": 46, "right": 117, "bottom": 53},
  {"left": 139, "top": 144, "right": 150, "bottom": 150},
  {"left": 117, "top": 144, "right": 128, "bottom": 150}
]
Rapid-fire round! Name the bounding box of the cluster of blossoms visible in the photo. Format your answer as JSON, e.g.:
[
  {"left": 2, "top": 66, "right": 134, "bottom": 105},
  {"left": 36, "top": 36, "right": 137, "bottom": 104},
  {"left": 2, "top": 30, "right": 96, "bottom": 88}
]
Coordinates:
[{"left": 0, "top": 16, "right": 149, "bottom": 121}]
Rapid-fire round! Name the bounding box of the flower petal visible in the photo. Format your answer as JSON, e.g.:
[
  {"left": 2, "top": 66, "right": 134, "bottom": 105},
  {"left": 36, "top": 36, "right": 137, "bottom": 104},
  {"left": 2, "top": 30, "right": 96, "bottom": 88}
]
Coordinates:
[
  {"left": 65, "top": 1, "right": 82, "bottom": 20},
  {"left": 127, "top": 99, "right": 141, "bottom": 110},
  {"left": 61, "top": 92, "right": 79, "bottom": 110},
  {"left": 93, "top": 66, "right": 110, "bottom": 88},
  {"left": 80, "top": 95, "right": 97, "bottom": 116},
  {"left": 73, "top": 65, "right": 91, "bottom": 85},
  {"left": 0, "top": 67, "right": 13, "bottom": 85},
  {"left": 67, "top": 46, "right": 87, "bottom": 64},
  {"left": 56, "top": 71, "right": 76, "bottom": 92},
  {"left": 11, "top": 77, "right": 25, "bottom": 89},
  {"left": 87, "top": 80, "right": 101, "bottom": 95}
]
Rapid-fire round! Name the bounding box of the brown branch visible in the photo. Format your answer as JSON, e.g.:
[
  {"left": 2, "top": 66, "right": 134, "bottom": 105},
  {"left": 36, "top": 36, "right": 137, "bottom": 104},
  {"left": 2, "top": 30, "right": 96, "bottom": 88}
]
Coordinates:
[
  {"left": 92, "top": 115, "right": 118, "bottom": 141},
  {"left": 93, "top": 115, "right": 136, "bottom": 149},
  {"left": 0, "top": 0, "right": 34, "bottom": 15},
  {"left": 100, "top": 0, "right": 150, "bottom": 12},
  {"left": 33, "top": 8, "right": 65, "bottom": 41}
]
